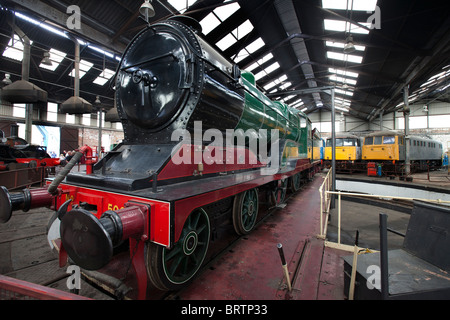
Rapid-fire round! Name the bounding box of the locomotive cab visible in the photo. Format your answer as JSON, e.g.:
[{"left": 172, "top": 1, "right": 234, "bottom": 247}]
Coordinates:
[{"left": 362, "top": 132, "right": 404, "bottom": 161}]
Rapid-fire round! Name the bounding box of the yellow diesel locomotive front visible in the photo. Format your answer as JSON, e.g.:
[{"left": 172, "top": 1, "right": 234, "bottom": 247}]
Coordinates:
[
  {"left": 362, "top": 131, "right": 405, "bottom": 162},
  {"left": 325, "top": 134, "right": 361, "bottom": 162}
]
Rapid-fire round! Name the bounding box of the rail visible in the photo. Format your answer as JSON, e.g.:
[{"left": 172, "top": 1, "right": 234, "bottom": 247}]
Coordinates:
[{"left": 0, "top": 275, "right": 92, "bottom": 300}]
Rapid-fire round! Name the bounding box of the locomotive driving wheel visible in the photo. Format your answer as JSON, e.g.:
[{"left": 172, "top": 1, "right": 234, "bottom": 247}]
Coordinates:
[
  {"left": 146, "top": 209, "right": 210, "bottom": 291},
  {"left": 232, "top": 188, "right": 259, "bottom": 235},
  {"left": 289, "top": 173, "right": 301, "bottom": 192},
  {"left": 270, "top": 179, "right": 287, "bottom": 206}
]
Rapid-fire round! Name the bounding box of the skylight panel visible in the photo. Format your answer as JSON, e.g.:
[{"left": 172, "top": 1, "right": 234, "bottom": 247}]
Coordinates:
[
  {"left": 167, "top": 0, "right": 198, "bottom": 13},
  {"left": 214, "top": 2, "right": 240, "bottom": 21},
  {"left": 93, "top": 68, "right": 115, "bottom": 86},
  {"left": 329, "top": 68, "right": 359, "bottom": 78},
  {"left": 200, "top": 13, "right": 221, "bottom": 35},
  {"left": 232, "top": 20, "right": 254, "bottom": 40},
  {"left": 40, "top": 48, "right": 67, "bottom": 71},
  {"left": 200, "top": 2, "right": 241, "bottom": 36},
  {"left": 326, "top": 41, "right": 365, "bottom": 51},
  {"left": 216, "top": 33, "right": 238, "bottom": 51},
  {"left": 254, "top": 62, "right": 280, "bottom": 81},
  {"left": 291, "top": 99, "right": 304, "bottom": 108},
  {"left": 322, "top": 0, "right": 377, "bottom": 12},
  {"left": 245, "top": 38, "right": 265, "bottom": 54},
  {"left": 68, "top": 60, "right": 94, "bottom": 78},
  {"left": 324, "top": 19, "right": 370, "bottom": 34},
  {"left": 335, "top": 88, "right": 354, "bottom": 96},
  {"left": 279, "top": 82, "right": 292, "bottom": 90},
  {"left": 246, "top": 53, "right": 273, "bottom": 72},
  {"left": 335, "top": 105, "right": 350, "bottom": 112},
  {"left": 233, "top": 38, "right": 265, "bottom": 63},
  {"left": 3, "top": 34, "right": 33, "bottom": 61},
  {"left": 329, "top": 75, "right": 357, "bottom": 85},
  {"left": 327, "top": 51, "right": 363, "bottom": 64},
  {"left": 263, "top": 74, "right": 287, "bottom": 90},
  {"left": 216, "top": 20, "right": 254, "bottom": 51},
  {"left": 334, "top": 97, "right": 352, "bottom": 106},
  {"left": 282, "top": 95, "right": 295, "bottom": 102}
]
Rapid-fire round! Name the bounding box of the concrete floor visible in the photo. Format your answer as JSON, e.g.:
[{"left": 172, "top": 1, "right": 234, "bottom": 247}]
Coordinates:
[{"left": 326, "top": 199, "right": 410, "bottom": 251}]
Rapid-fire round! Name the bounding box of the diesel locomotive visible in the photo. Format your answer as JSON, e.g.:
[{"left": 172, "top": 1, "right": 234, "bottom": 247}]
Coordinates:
[
  {"left": 323, "top": 130, "right": 443, "bottom": 174},
  {"left": 362, "top": 130, "right": 443, "bottom": 172},
  {"left": 0, "top": 17, "right": 321, "bottom": 298}
]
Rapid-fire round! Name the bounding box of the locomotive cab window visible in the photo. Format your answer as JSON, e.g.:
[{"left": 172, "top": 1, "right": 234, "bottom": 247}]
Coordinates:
[
  {"left": 383, "top": 136, "right": 395, "bottom": 144},
  {"left": 374, "top": 136, "right": 382, "bottom": 145},
  {"left": 364, "top": 137, "right": 373, "bottom": 145},
  {"left": 343, "top": 139, "right": 356, "bottom": 146},
  {"left": 299, "top": 116, "right": 307, "bottom": 128}
]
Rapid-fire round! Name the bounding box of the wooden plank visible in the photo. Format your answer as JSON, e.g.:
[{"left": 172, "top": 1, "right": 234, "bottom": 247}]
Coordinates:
[
  {"left": 4, "top": 260, "right": 65, "bottom": 286},
  {"left": 317, "top": 247, "right": 346, "bottom": 300},
  {"left": 0, "top": 226, "right": 47, "bottom": 244},
  {"left": 9, "top": 235, "right": 57, "bottom": 272}
]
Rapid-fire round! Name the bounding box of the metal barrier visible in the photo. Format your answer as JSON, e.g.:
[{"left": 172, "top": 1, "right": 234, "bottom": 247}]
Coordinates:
[
  {"left": 0, "top": 166, "right": 47, "bottom": 190},
  {"left": 0, "top": 275, "right": 92, "bottom": 300}
]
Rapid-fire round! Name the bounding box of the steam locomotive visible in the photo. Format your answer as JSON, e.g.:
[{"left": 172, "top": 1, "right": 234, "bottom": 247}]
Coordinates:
[{"left": 0, "top": 16, "right": 321, "bottom": 298}]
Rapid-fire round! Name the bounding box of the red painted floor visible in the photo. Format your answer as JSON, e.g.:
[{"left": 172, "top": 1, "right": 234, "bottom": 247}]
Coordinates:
[{"left": 178, "top": 175, "right": 346, "bottom": 300}]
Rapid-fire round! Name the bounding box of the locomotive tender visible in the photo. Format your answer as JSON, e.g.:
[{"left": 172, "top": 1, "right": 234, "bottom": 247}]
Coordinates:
[{"left": 0, "top": 17, "right": 321, "bottom": 298}]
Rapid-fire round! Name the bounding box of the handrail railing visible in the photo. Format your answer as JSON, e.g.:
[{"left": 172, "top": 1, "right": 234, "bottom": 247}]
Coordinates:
[{"left": 318, "top": 168, "right": 333, "bottom": 238}]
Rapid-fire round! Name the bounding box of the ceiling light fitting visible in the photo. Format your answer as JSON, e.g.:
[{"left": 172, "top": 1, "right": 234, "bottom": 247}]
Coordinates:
[
  {"left": 140, "top": 0, "right": 155, "bottom": 23},
  {"left": 343, "top": 35, "right": 356, "bottom": 54},
  {"left": 41, "top": 51, "right": 52, "bottom": 66}
]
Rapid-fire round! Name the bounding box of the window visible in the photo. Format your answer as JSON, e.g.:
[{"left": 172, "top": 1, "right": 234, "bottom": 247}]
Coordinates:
[
  {"left": 13, "top": 104, "right": 26, "bottom": 118},
  {"left": 374, "top": 136, "right": 382, "bottom": 145},
  {"left": 66, "top": 113, "right": 75, "bottom": 124},
  {"left": 383, "top": 136, "right": 395, "bottom": 144},
  {"left": 82, "top": 114, "right": 91, "bottom": 126},
  {"left": 364, "top": 137, "right": 373, "bottom": 145},
  {"left": 47, "top": 103, "right": 58, "bottom": 122},
  {"left": 299, "top": 116, "right": 307, "bottom": 128},
  {"left": 343, "top": 139, "right": 355, "bottom": 146}
]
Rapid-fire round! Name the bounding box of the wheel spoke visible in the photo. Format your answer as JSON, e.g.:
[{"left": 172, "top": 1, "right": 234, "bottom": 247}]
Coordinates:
[
  {"left": 165, "top": 245, "right": 182, "bottom": 261},
  {"left": 161, "top": 209, "right": 210, "bottom": 285}
]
